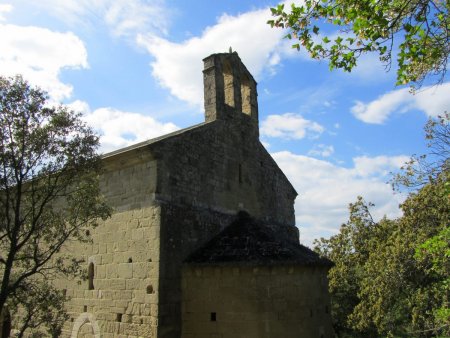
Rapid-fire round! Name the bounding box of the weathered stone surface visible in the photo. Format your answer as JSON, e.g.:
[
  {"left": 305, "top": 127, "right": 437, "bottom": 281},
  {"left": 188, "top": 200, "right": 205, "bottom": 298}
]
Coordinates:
[
  {"left": 181, "top": 265, "right": 333, "bottom": 338},
  {"left": 31, "top": 52, "right": 333, "bottom": 338}
]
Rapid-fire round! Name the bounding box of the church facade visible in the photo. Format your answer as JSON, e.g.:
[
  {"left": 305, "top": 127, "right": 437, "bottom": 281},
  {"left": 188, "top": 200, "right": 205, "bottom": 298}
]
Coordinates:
[{"left": 52, "top": 52, "right": 333, "bottom": 338}]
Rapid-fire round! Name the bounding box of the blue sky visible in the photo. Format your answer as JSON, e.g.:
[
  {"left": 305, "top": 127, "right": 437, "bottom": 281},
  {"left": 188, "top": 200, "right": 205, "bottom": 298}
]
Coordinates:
[{"left": 1, "top": 1, "right": 448, "bottom": 246}]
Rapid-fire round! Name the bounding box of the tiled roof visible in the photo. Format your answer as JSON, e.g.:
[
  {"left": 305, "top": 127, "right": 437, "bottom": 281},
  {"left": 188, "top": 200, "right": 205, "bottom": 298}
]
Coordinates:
[{"left": 185, "top": 211, "right": 333, "bottom": 267}]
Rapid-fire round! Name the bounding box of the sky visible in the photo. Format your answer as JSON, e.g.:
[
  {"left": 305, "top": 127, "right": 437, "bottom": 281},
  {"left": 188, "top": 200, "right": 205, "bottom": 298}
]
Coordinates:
[{"left": 1, "top": 0, "right": 449, "bottom": 247}]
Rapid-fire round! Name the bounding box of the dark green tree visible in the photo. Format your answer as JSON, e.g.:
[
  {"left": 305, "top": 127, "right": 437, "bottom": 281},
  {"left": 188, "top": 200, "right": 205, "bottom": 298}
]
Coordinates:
[
  {"left": 0, "top": 76, "right": 111, "bottom": 336},
  {"left": 314, "top": 112, "right": 449, "bottom": 338},
  {"left": 315, "top": 175, "right": 449, "bottom": 337},
  {"left": 314, "top": 197, "right": 380, "bottom": 337},
  {"left": 268, "top": 0, "right": 449, "bottom": 88}
]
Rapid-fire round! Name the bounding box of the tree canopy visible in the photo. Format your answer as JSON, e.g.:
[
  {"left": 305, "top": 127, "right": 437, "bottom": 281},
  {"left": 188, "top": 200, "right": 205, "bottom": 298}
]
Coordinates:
[
  {"left": 314, "top": 115, "right": 449, "bottom": 337},
  {"left": 315, "top": 181, "right": 449, "bottom": 337},
  {"left": 0, "top": 76, "right": 111, "bottom": 336},
  {"left": 268, "top": 0, "right": 450, "bottom": 88}
]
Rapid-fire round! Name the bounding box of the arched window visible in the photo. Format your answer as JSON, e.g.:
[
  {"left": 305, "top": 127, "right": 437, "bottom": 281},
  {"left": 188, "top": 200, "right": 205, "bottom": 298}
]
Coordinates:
[
  {"left": 241, "top": 74, "right": 252, "bottom": 115},
  {"left": 88, "top": 262, "right": 94, "bottom": 290},
  {"left": 223, "top": 60, "right": 234, "bottom": 108}
]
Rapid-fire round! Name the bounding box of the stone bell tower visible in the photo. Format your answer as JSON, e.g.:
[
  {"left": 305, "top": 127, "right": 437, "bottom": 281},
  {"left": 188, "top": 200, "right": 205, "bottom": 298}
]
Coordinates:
[{"left": 202, "top": 52, "right": 258, "bottom": 126}]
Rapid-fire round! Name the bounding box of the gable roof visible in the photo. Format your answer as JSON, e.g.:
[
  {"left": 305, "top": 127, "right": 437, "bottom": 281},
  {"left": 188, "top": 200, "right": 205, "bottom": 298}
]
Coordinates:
[
  {"left": 101, "top": 121, "right": 208, "bottom": 159},
  {"left": 185, "top": 212, "right": 332, "bottom": 267}
]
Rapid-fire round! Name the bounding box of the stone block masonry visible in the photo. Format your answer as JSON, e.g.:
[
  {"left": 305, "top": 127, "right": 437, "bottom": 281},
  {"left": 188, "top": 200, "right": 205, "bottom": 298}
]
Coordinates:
[
  {"left": 181, "top": 266, "right": 333, "bottom": 338},
  {"left": 27, "top": 52, "right": 333, "bottom": 338}
]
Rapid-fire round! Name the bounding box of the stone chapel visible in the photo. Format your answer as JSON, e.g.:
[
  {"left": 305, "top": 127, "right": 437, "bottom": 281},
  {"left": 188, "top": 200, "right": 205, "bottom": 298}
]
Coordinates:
[{"left": 51, "top": 52, "right": 334, "bottom": 338}]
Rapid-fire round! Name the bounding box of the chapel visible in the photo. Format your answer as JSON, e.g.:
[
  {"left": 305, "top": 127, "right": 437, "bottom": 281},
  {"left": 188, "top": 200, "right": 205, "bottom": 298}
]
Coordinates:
[{"left": 52, "top": 52, "right": 333, "bottom": 338}]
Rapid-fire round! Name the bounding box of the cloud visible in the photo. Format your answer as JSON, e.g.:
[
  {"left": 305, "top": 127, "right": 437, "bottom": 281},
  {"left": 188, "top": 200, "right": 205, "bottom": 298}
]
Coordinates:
[
  {"left": 23, "top": 0, "right": 169, "bottom": 38},
  {"left": 0, "top": 4, "right": 12, "bottom": 21},
  {"left": 0, "top": 22, "right": 88, "bottom": 101},
  {"left": 351, "top": 82, "right": 450, "bottom": 124},
  {"left": 352, "top": 155, "right": 410, "bottom": 177},
  {"left": 346, "top": 53, "right": 393, "bottom": 82},
  {"left": 308, "top": 144, "right": 334, "bottom": 157},
  {"left": 137, "top": 7, "right": 289, "bottom": 107},
  {"left": 272, "top": 151, "right": 407, "bottom": 247},
  {"left": 70, "top": 101, "right": 180, "bottom": 153},
  {"left": 261, "top": 113, "right": 324, "bottom": 139},
  {"left": 103, "top": 0, "right": 169, "bottom": 37}
]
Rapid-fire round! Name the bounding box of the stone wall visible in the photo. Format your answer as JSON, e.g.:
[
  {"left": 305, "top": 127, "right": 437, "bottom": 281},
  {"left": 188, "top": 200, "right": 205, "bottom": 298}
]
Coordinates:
[
  {"left": 50, "top": 108, "right": 298, "bottom": 338},
  {"left": 151, "top": 116, "right": 296, "bottom": 227},
  {"left": 181, "top": 265, "right": 334, "bottom": 338},
  {"left": 54, "top": 150, "right": 162, "bottom": 338},
  {"left": 15, "top": 52, "right": 312, "bottom": 338},
  {"left": 145, "top": 107, "right": 298, "bottom": 337},
  {"left": 156, "top": 203, "right": 237, "bottom": 338}
]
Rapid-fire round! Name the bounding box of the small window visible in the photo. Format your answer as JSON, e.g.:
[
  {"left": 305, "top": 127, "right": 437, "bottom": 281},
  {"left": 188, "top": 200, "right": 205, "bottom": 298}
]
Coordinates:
[
  {"left": 210, "top": 312, "right": 216, "bottom": 322},
  {"left": 116, "top": 313, "right": 122, "bottom": 322},
  {"left": 128, "top": 257, "right": 133, "bottom": 263},
  {"left": 146, "top": 285, "right": 154, "bottom": 294},
  {"left": 83, "top": 305, "right": 87, "bottom": 312},
  {"left": 88, "top": 262, "right": 94, "bottom": 290}
]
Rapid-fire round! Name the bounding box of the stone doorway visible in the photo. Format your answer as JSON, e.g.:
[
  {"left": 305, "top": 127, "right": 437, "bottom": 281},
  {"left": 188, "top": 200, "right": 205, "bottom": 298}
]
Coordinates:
[{"left": 71, "top": 313, "right": 100, "bottom": 338}]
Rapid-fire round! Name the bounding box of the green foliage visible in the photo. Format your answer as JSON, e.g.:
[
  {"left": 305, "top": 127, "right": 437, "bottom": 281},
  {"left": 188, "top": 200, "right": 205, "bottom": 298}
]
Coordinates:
[
  {"left": 314, "top": 116, "right": 449, "bottom": 336},
  {"left": 315, "top": 178, "right": 449, "bottom": 336},
  {"left": 314, "top": 197, "right": 379, "bottom": 337},
  {"left": 0, "top": 76, "right": 112, "bottom": 335},
  {"left": 10, "top": 280, "right": 69, "bottom": 338},
  {"left": 268, "top": 0, "right": 450, "bottom": 88},
  {"left": 415, "top": 223, "right": 450, "bottom": 331}
]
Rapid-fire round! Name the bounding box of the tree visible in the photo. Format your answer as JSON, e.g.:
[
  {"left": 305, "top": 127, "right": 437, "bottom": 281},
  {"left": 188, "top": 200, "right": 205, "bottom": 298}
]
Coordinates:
[
  {"left": 392, "top": 113, "right": 449, "bottom": 190},
  {"left": 415, "top": 225, "right": 450, "bottom": 332},
  {"left": 315, "top": 178, "right": 449, "bottom": 337},
  {"left": 0, "top": 76, "right": 111, "bottom": 336},
  {"left": 268, "top": 1, "right": 450, "bottom": 88},
  {"left": 314, "top": 197, "right": 380, "bottom": 337},
  {"left": 354, "top": 176, "right": 448, "bottom": 337},
  {"left": 314, "top": 115, "right": 449, "bottom": 337}
]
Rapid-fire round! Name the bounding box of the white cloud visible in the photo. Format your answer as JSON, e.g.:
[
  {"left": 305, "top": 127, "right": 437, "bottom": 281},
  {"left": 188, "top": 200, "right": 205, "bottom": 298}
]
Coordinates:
[
  {"left": 23, "top": 0, "right": 169, "bottom": 38},
  {"left": 0, "top": 3, "right": 12, "bottom": 21},
  {"left": 351, "top": 82, "right": 450, "bottom": 124},
  {"left": 73, "top": 101, "right": 179, "bottom": 153},
  {"left": 137, "top": 7, "right": 288, "bottom": 107},
  {"left": 0, "top": 23, "right": 88, "bottom": 101},
  {"left": 308, "top": 144, "right": 334, "bottom": 157},
  {"left": 66, "top": 99, "right": 90, "bottom": 115},
  {"left": 103, "top": 0, "right": 169, "bottom": 37},
  {"left": 347, "top": 53, "right": 393, "bottom": 82},
  {"left": 272, "top": 151, "right": 407, "bottom": 247},
  {"left": 261, "top": 113, "right": 324, "bottom": 139},
  {"left": 352, "top": 155, "right": 410, "bottom": 177}
]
